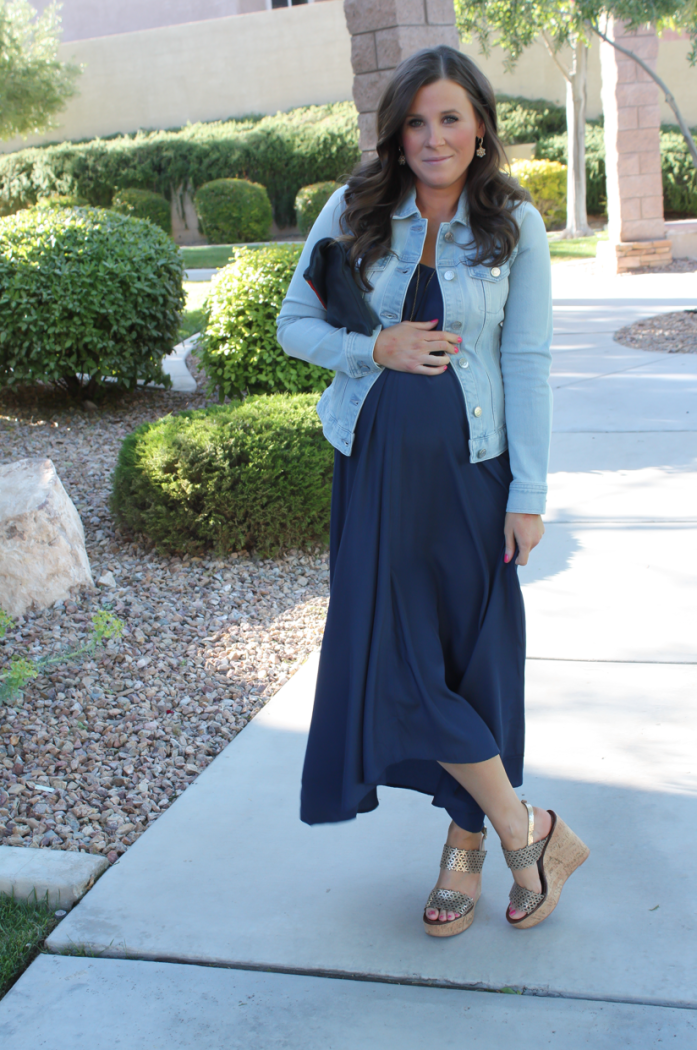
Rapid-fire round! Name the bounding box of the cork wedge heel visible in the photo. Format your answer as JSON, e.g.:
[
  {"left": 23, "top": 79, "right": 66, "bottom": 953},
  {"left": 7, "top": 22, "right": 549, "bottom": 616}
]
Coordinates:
[
  {"left": 423, "top": 828, "right": 487, "bottom": 938},
  {"left": 503, "top": 801, "right": 589, "bottom": 930}
]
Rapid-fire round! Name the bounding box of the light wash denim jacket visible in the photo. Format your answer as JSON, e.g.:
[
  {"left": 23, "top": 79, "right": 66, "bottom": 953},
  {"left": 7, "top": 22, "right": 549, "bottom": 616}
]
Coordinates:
[{"left": 277, "top": 186, "right": 553, "bottom": 514}]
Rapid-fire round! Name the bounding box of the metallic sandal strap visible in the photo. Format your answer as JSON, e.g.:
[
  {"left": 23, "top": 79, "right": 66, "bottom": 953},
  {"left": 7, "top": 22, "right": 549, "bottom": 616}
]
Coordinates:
[
  {"left": 425, "top": 888, "right": 475, "bottom": 916},
  {"left": 440, "top": 844, "right": 486, "bottom": 873},
  {"left": 439, "top": 826, "right": 487, "bottom": 873},
  {"left": 509, "top": 881, "right": 545, "bottom": 914},
  {"left": 521, "top": 799, "right": 534, "bottom": 846},
  {"left": 501, "top": 836, "right": 548, "bottom": 870}
]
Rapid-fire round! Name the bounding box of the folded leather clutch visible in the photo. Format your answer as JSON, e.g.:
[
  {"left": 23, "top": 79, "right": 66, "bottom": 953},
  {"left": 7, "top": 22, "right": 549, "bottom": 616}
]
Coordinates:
[{"left": 303, "top": 237, "right": 378, "bottom": 337}]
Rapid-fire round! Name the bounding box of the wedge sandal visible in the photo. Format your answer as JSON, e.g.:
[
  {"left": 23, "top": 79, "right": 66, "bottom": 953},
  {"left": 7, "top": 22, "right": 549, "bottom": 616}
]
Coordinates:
[
  {"left": 423, "top": 827, "right": 487, "bottom": 938},
  {"left": 503, "top": 800, "right": 589, "bottom": 929}
]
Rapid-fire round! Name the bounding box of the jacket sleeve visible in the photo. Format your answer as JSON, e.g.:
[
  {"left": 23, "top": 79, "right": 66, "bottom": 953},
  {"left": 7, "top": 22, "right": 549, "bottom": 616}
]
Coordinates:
[
  {"left": 276, "top": 187, "right": 384, "bottom": 379},
  {"left": 500, "top": 203, "right": 553, "bottom": 515}
]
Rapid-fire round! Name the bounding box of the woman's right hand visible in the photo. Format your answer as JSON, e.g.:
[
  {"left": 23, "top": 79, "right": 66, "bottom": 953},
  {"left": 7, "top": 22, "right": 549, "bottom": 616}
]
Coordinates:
[{"left": 373, "top": 320, "right": 462, "bottom": 374}]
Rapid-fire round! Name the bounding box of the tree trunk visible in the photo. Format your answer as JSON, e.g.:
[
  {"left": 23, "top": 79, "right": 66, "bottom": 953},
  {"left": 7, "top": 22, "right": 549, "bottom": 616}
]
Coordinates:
[{"left": 564, "top": 38, "right": 593, "bottom": 238}]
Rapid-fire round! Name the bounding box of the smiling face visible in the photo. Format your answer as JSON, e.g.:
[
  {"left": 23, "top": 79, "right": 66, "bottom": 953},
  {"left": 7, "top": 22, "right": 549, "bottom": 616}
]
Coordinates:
[{"left": 401, "top": 78, "right": 485, "bottom": 193}]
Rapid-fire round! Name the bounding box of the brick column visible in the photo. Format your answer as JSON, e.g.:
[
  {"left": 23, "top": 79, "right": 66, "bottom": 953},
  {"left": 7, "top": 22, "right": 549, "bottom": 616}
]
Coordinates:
[
  {"left": 598, "top": 19, "right": 671, "bottom": 272},
  {"left": 344, "top": 0, "right": 459, "bottom": 156}
]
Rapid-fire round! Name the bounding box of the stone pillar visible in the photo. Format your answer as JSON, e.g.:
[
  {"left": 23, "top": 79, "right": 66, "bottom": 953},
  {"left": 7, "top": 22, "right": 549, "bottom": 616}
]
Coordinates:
[
  {"left": 598, "top": 20, "right": 671, "bottom": 273},
  {"left": 344, "top": 0, "right": 460, "bottom": 156}
]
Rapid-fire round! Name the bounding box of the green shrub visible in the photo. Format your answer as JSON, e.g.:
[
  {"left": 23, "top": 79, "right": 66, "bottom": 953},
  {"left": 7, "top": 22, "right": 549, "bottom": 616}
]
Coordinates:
[
  {"left": 0, "top": 101, "right": 359, "bottom": 228},
  {"left": 295, "top": 181, "right": 343, "bottom": 235},
  {"left": 536, "top": 125, "right": 607, "bottom": 214},
  {"left": 194, "top": 178, "right": 272, "bottom": 243},
  {"left": 111, "top": 187, "right": 171, "bottom": 234},
  {"left": 496, "top": 95, "right": 567, "bottom": 144},
  {"left": 0, "top": 208, "right": 185, "bottom": 395},
  {"left": 660, "top": 128, "right": 697, "bottom": 215},
  {"left": 510, "top": 159, "right": 567, "bottom": 229},
  {"left": 33, "top": 192, "right": 89, "bottom": 210},
  {"left": 199, "top": 244, "right": 331, "bottom": 401},
  {"left": 111, "top": 394, "right": 333, "bottom": 556}
]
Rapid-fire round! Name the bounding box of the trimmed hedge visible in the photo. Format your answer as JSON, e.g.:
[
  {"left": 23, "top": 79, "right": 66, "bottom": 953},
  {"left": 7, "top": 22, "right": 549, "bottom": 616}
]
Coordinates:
[
  {"left": 199, "top": 244, "right": 332, "bottom": 401},
  {"left": 511, "top": 159, "right": 567, "bottom": 229},
  {"left": 536, "top": 125, "right": 607, "bottom": 215},
  {"left": 496, "top": 95, "right": 567, "bottom": 144},
  {"left": 295, "top": 181, "right": 343, "bottom": 235},
  {"left": 111, "top": 394, "right": 334, "bottom": 556},
  {"left": 111, "top": 187, "right": 171, "bottom": 234},
  {"left": 659, "top": 128, "right": 697, "bottom": 215},
  {"left": 194, "top": 178, "right": 272, "bottom": 243},
  {"left": 33, "top": 192, "right": 89, "bottom": 210},
  {"left": 0, "top": 208, "right": 184, "bottom": 395},
  {"left": 0, "top": 102, "right": 359, "bottom": 228}
]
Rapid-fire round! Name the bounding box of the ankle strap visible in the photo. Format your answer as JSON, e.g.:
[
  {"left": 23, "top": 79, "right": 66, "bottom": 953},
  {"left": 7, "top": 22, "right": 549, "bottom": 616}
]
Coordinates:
[{"left": 522, "top": 799, "right": 534, "bottom": 847}]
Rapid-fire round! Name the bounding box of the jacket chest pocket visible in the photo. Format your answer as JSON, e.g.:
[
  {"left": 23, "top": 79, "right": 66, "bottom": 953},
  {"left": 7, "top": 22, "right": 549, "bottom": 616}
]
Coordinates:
[{"left": 466, "top": 261, "right": 510, "bottom": 314}]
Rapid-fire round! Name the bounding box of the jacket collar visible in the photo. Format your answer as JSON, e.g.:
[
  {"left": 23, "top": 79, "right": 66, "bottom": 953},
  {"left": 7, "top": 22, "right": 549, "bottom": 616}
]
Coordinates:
[{"left": 392, "top": 186, "right": 471, "bottom": 228}]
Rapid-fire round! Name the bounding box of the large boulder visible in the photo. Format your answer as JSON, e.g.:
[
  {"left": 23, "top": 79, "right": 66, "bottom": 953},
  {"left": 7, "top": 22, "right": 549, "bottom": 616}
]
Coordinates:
[{"left": 0, "top": 458, "right": 94, "bottom": 617}]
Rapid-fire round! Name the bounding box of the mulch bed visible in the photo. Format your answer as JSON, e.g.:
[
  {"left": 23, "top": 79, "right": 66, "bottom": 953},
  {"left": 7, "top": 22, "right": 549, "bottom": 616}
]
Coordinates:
[{"left": 614, "top": 309, "right": 697, "bottom": 353}]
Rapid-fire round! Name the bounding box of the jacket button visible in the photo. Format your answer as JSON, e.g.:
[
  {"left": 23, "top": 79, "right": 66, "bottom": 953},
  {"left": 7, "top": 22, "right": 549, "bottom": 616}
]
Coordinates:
[
  {"left": 458, "top": 358, "right": 469, "bottom": 368},
  {"left": 450, "top": 321, "right": 462, "bottom": 330},
  {"left": 477, "top": 448, "right": 487, "bottom": 458},
  {"left": 473, "top": 406, "right": 482, "bottom": 417},
  {"left": 490, "top": 267, "right": 501, "bottom": 277},
  {"left": 444, "top": 231, "right": 453, "bottom": 242},
  {"left": 443, "top": 270, "right": 455, "bottom": 281}
]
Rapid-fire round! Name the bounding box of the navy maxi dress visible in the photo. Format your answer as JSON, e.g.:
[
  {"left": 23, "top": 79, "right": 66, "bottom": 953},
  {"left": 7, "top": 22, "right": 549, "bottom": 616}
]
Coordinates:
[{"left": 300, "top": 264, "right": 526, "bottom": 832}]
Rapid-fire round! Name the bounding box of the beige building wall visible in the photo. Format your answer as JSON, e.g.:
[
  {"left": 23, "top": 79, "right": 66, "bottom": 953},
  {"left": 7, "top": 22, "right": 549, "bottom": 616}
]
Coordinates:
[{"left": 1, "top": 5, "right": 695, "bottom": 153}]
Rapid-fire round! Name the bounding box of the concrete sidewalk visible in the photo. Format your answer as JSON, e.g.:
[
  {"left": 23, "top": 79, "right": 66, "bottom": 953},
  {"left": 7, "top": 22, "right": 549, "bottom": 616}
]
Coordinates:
[{"left": 1, "top": 271, "right": 695, "bottom": 1046}]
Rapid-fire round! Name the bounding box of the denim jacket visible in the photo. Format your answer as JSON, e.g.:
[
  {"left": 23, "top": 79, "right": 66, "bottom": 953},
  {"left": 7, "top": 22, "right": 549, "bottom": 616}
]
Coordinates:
[{"left": 277, "top": 186, "right": 553, "bottom": 514}]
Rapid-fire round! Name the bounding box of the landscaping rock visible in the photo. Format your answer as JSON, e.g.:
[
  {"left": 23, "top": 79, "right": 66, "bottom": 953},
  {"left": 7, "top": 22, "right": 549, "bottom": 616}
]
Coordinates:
[{"left": 0, "top": 458, "right": 94, "bottom": 617}]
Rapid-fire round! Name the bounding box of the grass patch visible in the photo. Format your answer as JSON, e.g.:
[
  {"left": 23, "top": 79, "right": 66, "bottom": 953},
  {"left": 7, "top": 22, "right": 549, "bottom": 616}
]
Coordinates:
[
  {"left": 180, "top": 244, "right": 236, "bottom": 270},
  {"left": 548, "top": 231, "right": 607, "bottom": 262},
  {"left": 0, "top": 894, "right": 58, "bottom": 1000},
  {"left": 178, "top": 281, "right": 212, "bottom": 343}
]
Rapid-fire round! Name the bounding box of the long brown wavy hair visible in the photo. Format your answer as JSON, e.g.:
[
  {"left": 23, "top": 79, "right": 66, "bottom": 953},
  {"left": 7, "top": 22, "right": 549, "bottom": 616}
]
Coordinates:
[{"left": 341, "top": 46, "right": 528, "bottom": 289}]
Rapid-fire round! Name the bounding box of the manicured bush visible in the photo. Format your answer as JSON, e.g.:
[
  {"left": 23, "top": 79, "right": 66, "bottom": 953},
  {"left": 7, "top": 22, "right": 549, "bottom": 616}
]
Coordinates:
[
  {"left": 536, "top": 125, "right": 607, "bottom": 215},
  {"left": 496, "top": 95, "right": 567, "bottom": 144},
  {"left": 660, "top": 128, "right": 697, "bottom": 215},
  {"left": 0, "top": 208, "right": 185, "bottom": 396},
  {"left": 510, "top": 159, "right": 567, "bottom": 229},
  {"left": 194, "top": 178, "right": 272, "bottom": 243},
  {"left": 199, "top": 244, "right": 332, "bottom": 401},
  {"left": 295, "top": 181, "right": 343, "bottom": 235},
  {"left": 0, "top": 101, "right": 359, "bottom": 227},
  {"left": 33, "top": 192, "right": 89, "bottom": 210},
  {"left": 111, "top": 394, "right": 333, "bottom": 556},
  {"left": 111, "top": 187, "right": 171, "bottom": 234}
]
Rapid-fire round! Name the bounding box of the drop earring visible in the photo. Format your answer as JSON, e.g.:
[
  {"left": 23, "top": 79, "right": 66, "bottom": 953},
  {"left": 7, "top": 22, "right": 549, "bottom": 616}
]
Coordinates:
[
  {"left": 398, "top": 147, "right": 406, "bottom": 166},
  {"left": 476, "top": 136, "right": 486, "bottom": 158}
]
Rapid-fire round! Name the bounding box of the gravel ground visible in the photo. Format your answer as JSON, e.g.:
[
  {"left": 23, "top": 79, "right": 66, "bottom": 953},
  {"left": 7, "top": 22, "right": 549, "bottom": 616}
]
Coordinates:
[
  {"left": 0, "top": 378, "right": 329, "bottom": 864},
  {"left": 615, "top": 309, "right": 697, "bottom": 353}
]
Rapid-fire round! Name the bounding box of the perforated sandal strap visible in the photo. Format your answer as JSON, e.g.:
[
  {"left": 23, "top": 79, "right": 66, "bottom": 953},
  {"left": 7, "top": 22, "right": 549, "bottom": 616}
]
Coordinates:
[
  {"left": 509, "top": 882, "right": 545, "bottom": 913},
  {"left": 425, "top": 887, "right": 474, "bottom": 917},
  {"left": 440, "top": 826, "right": 487, "bottom": 874}
]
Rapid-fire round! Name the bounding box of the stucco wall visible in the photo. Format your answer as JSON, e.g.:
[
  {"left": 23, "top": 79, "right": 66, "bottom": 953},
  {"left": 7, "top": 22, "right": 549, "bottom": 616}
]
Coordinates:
[
  {"left": 32, "top": 0, "right": 268, "bottom": 42},
  {"left": 2, "top": 5, "right": 695, "bottom": 153}
]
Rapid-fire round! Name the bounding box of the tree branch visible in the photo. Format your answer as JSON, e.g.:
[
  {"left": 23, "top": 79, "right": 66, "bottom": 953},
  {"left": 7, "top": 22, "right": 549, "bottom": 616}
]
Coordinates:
[
  {"left": 541, "top": 31, "right": 572, "bottom": 82},
  {"left": 590, "top": 20, "right": 697, "bottom": 170}
]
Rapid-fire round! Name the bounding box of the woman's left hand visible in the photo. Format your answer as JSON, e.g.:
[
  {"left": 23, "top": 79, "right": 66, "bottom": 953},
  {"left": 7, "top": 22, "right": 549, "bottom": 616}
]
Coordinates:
[{"left": 504, "top": 513, "right": 544, "bottom": 566}]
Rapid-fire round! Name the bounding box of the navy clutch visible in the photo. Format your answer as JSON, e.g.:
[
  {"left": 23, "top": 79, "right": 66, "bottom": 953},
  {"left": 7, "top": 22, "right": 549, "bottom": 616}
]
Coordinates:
[{"left": 303, "top": 237, "right": 378, "bottom": 338}]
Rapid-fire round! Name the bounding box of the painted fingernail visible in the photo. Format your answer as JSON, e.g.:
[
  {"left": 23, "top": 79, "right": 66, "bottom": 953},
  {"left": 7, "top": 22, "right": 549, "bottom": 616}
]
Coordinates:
[
  {"left": 457, "top": 336, "right": 462, "bottom": 343},
  {"left": 504, "top": 553, "right": 511, "bottom": 563}
]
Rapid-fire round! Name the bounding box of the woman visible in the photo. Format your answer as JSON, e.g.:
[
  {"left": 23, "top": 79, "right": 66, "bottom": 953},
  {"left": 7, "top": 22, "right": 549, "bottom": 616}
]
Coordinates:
[{"left": 277, "top": 45, "right": 588, "bottom": 937}]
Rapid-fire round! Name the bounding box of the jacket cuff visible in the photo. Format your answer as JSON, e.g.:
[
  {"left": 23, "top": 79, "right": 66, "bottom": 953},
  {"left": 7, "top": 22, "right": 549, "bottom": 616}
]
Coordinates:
[
  {"left": 345, "top": 326, "right": 383, "bottom": 378},
  {"left": 506, "top": 484, "right": 547, "bottom": 515}
]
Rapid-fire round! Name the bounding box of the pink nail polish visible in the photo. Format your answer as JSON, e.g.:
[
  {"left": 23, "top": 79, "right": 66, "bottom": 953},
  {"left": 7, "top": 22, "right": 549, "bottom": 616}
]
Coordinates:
[
  {"left": 504, "top": 553, "right": 510, "bottom": 563},
  {"left": 457, "top": 337, "right": 462, "bottom": 343}
]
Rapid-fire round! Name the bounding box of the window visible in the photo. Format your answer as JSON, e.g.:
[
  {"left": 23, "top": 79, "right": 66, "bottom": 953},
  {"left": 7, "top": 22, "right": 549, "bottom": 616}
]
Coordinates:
[{"left": 270, "top": 0, "right": 311, "bottom": 8}]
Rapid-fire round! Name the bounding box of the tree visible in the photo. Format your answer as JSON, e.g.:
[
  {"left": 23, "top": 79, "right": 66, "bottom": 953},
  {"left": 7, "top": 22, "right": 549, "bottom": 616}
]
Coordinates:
[
  {"left": 455, "top": 0, "right": 697, "bottom": 237},
  {"left": 0, "top": 0, "right": 81, "bottom": 141}
]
